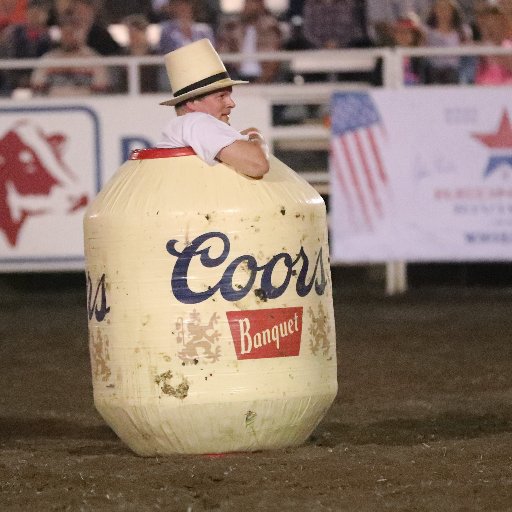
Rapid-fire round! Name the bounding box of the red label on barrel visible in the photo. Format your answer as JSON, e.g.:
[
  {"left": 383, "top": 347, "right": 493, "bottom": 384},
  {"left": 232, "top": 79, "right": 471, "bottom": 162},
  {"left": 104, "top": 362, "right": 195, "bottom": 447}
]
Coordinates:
[{"left": 227, "top": 307, "right": 303, "bottom": 360}]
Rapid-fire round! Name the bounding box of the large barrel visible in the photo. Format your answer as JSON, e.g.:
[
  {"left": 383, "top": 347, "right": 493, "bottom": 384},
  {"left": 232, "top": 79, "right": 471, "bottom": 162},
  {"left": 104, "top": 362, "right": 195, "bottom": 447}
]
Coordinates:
[{"left": 84, "top": 147, "right": 337, "bottom": 455}]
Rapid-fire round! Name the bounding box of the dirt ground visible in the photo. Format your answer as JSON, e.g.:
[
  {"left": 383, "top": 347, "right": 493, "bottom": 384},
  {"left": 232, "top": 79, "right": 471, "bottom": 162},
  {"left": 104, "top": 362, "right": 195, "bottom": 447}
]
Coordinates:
[{"left": 1, "top": 268, "right": 512, "bottom": 511}]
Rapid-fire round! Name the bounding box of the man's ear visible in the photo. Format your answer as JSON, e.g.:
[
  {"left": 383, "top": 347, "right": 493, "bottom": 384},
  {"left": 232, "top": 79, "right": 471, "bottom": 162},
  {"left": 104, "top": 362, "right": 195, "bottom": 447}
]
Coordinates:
[{"left": 185, "top": 99, "right": 200, "bottom": 112}]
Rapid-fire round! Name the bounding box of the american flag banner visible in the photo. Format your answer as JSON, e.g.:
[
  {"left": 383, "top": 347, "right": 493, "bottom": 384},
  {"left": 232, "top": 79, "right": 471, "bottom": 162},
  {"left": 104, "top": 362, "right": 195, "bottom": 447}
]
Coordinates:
[
  {"left": 329, "top": 88, "right": 512, "bottom": 263},
  {"left": 329, "top": 92, "right": 391, "bottom": 234}
]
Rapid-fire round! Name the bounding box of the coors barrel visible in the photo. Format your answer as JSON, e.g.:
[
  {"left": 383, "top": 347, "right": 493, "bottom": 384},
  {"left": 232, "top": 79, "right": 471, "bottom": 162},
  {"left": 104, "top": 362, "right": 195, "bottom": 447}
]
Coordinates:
[{"left": 84, "top": 147, "right": 337, "bottom": 455}]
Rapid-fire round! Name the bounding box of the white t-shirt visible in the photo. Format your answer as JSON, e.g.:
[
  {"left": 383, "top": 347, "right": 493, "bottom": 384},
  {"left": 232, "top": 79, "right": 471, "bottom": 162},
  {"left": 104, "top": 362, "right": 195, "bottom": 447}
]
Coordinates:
[{"left": 157, "top": 112, "right": 248, "bottom": 166}]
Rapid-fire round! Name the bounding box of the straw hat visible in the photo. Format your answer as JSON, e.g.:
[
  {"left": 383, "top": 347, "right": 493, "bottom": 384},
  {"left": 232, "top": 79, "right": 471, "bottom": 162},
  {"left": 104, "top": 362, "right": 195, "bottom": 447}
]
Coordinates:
[{"left": 160, "top": 39, "right": 248, "bottom": 107}]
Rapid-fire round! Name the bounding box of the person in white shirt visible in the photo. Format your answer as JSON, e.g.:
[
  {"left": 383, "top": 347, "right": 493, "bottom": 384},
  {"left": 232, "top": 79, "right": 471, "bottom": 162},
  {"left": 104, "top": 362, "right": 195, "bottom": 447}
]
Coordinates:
[{"left": 157, "top": 38, "right": 269, "bottom": 179}]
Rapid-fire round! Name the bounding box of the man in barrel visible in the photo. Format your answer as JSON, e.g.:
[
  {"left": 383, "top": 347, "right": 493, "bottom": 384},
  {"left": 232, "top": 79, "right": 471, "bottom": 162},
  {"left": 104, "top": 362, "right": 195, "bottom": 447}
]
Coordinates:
[{"left": 157, "top": 38, "right": 269, "bottom": 179}]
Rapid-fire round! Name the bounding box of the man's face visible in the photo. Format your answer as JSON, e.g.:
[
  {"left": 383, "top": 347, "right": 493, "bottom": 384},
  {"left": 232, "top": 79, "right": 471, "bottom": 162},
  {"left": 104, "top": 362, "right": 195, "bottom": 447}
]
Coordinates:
[{"left": 189, "top": 87, "right": 236, "bottom": 124}]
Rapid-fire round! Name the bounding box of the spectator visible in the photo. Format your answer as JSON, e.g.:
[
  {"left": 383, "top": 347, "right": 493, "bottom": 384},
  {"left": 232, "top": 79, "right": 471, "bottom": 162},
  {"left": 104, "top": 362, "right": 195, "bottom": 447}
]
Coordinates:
[
  {"left": 47, "top": 0, "right": 71, "bottom": 25},
  {"left": 277, "top": 15, "right": 317, "bottom": 124},
  {"left": 120, "top": 13, "right": 159, "bottom": 93},
  {"left": 0, "top": 36, "right": 7, "bottom": 96},
  {"left": 124, "top": 13, "right": 154, "bottom": 55},
  {"left": 502, "top": 0, "right": 512, "bottom": 16},
  {"left": 392, "top": 15, "right": 425, "bottom": 85},
  {"left": 365, "top": 0, "right": 432, "bottom": 46},
  {"left": 0, "top": 0, "right": 27, "bottom": 31},
  {"left": 457, "top": 0, "right": 477, "bottom": 22},
  {"left": 99, "top": 0, "right": 153, "bottom": 25},
  {"left": 157, "top": 0, "right": 214, "bottom": 53},
  {"left": 149, "top": 0, "right": 168, "bottom": 22},
  {"left": 421, "top": 0, "right": 472, "bottom": 84},
  {"left": 302, "top": 0, "right": 365, "bottom": 49},
  {"left": 3, "top": 0, "right": 52, "bottom": 90},
  {"left": 30, "top": 16, "right": 110, "bottom": 96},
  {"left": 194, "top": 0, "right": 221, "bottom": 33},
  {"left": 474, "top": 3, "right": 512, "bottom": 85},
  {"left": 0, "top": 0, "right": 28, "bottom": 93},
  {"left": 216, "top": 0, "right": 282, "bottom": 83},
  {"left": 284, "top": 0, "right": 305, "bottom": 21},
  {"left": 157, "top": 0, "right": 215, "bottom": 91},
  {"left": 69, "top": 0, "right": 122, "bottom": 56},
  {"left": 283, "top": 15, "right": 315, "bottom": 52}
]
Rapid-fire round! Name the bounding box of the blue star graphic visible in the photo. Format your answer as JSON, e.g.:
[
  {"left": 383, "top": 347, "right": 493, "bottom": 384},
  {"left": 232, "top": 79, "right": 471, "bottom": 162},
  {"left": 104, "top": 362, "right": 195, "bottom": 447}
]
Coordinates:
[
  {"left": 484, "top": 155, "right": 512, "bottom": 177},
  {"left": 472, "top": 111, "right": 512, "bottom": 178}
]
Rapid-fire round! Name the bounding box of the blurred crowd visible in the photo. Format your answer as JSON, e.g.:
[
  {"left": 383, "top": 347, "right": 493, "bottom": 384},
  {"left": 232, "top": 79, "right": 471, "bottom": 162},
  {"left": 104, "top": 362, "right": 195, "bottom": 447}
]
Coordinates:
[{"left": 0, "top": 0, "right": 512, "bottom": 97}]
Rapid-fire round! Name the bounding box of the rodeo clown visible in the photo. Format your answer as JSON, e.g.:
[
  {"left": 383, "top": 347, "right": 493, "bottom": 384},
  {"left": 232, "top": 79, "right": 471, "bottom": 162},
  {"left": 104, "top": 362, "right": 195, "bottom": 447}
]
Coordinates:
[{"left": 157, "top": 38, "right": 269, "bottom": 179}]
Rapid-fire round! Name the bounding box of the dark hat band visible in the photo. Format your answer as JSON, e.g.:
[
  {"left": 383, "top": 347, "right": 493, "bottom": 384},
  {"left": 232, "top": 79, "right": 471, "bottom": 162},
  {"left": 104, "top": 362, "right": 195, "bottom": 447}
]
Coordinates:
[{"left": 173, "top": 71, "right": 230, "bottom": 97}]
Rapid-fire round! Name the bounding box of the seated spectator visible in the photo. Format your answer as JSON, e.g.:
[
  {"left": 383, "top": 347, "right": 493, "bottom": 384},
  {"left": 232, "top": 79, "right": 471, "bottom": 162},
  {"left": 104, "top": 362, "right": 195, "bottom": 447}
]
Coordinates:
[
  {"left": 156, "top": 0, "right": 215, "bottom": 91},
  {"left": 283, "top": 0, "right": 305, "bottom": 21},
  {"left": 216, "top": 0, "right": 282, "bottom": 83},
  {"left": 392, "top": 15, "right": 425, "bottom": 85},
  {"left": 149, "top": 0, "right": 169, "bottom": 22},
  {"left": 0, "top": 0, "right": 28, "bottom": 94},
  {"left": 0, "top": 0, "right": 27, "bottom": 31},
  {"left": 120, "top": 13, "right": 159, "bottom": 93},
  {"left": 30, "top": 16, "right": 110, "bottom": 96},
  {"left": 124, "top": 13, "right": 155, "bottom": 56},
  {"left": 194, "top": 0, "right": 221, "bottom": 34},
  {"left": 365, "top": 0, "right": 431, "bottom": 46},
  {"left": 99, "top": 0, "right": 153, "bottom": 25},
  {"left": 47, "top": 0, "right": 70, "bottom": 25},
  {"left": 474, "top": 3, "right": 512, "bottom": 85},
  {"left": 3, "top": 0, "right": 52, "bottom": 91},
  {"left": 421, "top": 0, "right": 472, "bottom": 84},
  {"left": 68, "top": 0, "right": 122, "bottom": 56},
  {"left": 457, "top": 0, "right": 477, "bottom": 22},
  {"left": 302, "top": 0, "right": 365, "bottom": 49},
  {"left": 283, "top": 14, "right": 315, "bottom": 52},
  {"left": 282, "top": 15, "right": 319, "bottom": 84},
  {"left": 500, "top": 0, "right": 512, "bottom": 16},
  {"left": 157, "top": 0, "right": 214, "bottom": 53}
]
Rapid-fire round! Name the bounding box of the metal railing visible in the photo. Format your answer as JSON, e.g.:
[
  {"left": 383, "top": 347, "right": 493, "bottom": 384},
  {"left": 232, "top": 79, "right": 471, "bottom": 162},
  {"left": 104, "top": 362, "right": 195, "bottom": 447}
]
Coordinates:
[{"left": 2, "top": 45, "right": 511, "bottom": 292}]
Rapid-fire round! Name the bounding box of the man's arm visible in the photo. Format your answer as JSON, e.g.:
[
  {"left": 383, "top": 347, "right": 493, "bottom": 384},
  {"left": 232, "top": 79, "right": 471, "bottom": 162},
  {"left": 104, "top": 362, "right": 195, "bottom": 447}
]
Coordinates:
[{"left": 217, "top": 128, "right": 270, "bottom": 178}]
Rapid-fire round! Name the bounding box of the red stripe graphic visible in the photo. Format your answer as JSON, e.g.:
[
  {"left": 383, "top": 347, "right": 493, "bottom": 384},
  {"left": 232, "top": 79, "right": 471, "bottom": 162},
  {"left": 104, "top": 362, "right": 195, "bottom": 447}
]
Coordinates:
[
  {"left": 330, "top": 127, "right": 390, "bottom": 234},
  {"left": 354, "top": 131, "right": 383, "bottom": 218},
  {"left": 367, "top": 129, "right": 388, "bottom": 185},
  {"left": 339, "top": 136, "right": 373, "bottom": 230}
]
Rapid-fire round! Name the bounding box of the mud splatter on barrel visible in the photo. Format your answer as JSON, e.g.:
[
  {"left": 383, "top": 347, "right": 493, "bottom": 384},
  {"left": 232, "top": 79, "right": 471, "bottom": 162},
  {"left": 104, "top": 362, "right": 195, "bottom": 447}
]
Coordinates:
[{"left": 84, "top": 147, "right": 337, "bottom": 455}]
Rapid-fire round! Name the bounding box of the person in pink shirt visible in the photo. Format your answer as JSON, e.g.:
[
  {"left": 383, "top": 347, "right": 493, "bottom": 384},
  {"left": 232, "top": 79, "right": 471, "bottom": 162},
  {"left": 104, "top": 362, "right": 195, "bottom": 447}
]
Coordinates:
[{"left": 475, "top": 3, "right": 512, "bottom": 85}]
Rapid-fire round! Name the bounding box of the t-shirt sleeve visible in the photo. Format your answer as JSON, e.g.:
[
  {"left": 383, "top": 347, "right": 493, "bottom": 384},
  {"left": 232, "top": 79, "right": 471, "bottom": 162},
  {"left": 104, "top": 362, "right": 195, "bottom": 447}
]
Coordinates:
[{"left": 182, "top": 114, "right": 248, "bottom": 166}]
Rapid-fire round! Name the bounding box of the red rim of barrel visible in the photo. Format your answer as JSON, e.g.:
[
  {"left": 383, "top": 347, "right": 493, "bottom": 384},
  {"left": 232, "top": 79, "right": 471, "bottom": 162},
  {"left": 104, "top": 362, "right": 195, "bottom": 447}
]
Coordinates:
[{"left": 129, "top": 147, "right": 196, "bottom": 160}]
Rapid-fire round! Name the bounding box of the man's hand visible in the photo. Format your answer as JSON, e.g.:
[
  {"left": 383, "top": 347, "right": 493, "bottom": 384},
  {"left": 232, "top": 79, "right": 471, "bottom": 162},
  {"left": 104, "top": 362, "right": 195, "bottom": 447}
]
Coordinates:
[
  {"left": 241, "top": 128, "right": 270, "bottom": 160},
  {"left": 217, "top": 127, "right": 270, "bottom": 179}
]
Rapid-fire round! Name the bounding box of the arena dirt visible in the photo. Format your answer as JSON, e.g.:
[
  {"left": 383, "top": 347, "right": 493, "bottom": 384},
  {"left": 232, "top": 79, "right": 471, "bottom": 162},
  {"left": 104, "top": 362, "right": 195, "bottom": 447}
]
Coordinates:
[{"left": 1, "top": 270, "right": 512, "bottom": 511}]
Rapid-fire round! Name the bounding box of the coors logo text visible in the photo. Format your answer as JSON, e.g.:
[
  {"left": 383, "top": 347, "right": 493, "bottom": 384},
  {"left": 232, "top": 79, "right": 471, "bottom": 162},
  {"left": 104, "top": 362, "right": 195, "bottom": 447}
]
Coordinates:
[{"left": 166, "top": 232, "right": 326, "bottom": 304}]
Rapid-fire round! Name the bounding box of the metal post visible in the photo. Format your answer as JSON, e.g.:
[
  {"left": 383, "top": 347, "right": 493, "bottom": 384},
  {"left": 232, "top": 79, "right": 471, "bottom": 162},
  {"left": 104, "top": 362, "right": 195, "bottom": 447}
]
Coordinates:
[{"left": 382, "top": 47, "right": 408, "bottom": 295}]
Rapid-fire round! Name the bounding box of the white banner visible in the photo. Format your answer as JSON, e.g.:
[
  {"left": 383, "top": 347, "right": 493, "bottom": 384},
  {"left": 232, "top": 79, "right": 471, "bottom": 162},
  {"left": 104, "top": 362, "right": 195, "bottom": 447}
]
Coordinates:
[
  {"left": 330, "top": 88, "right": 512, "bottom": 262},
  {"left": 0, "top": 92, "right": 269, "bottom": 271}
]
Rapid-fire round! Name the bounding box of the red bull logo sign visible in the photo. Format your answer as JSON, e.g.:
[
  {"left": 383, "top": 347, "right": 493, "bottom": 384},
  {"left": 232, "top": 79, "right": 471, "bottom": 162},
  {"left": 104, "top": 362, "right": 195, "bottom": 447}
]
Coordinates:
[{"left": 0, "top": 106, "right": 100, "bottom": 263}]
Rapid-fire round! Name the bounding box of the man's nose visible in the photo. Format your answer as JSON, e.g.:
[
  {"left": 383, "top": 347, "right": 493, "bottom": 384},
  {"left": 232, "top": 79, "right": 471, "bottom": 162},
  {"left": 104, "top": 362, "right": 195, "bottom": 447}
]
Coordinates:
[{"left": 226, "top": 95, "right": 236, "bottom": 108}]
